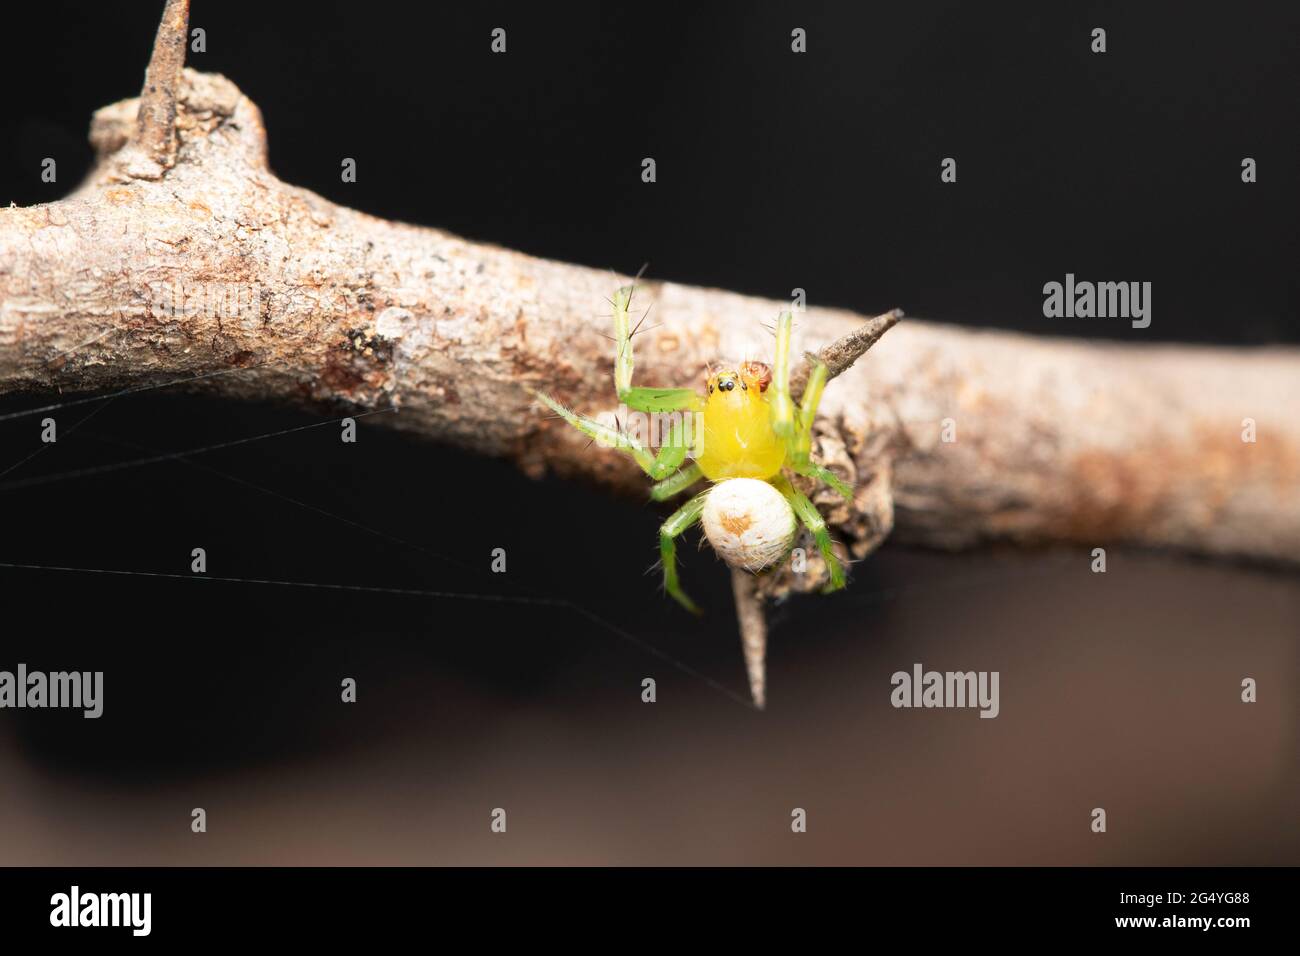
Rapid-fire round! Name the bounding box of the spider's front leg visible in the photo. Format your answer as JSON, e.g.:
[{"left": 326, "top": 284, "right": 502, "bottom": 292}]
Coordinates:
[
  {"left": 612, "top": 284, "right": 701, "bottom": 415},
  {"left": 786, "top": 357, "right": 854, "bottom": 500},
  {"left": 535, "top": 283, "right": 707, "bottom": 481},
  {"left": 769, "top": 311, "right": 853, "bottom": 501},
  {"left": 659, "top": 490, "right": 708, "bottom": 614},
  {"left": 769, "top": 310, "right": 798, "bottom": 443}
]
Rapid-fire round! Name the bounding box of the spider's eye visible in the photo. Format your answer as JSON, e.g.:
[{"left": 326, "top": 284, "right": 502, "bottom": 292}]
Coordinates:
[{"left": 720, "top": 379, "right": 735, "bottom": 391}]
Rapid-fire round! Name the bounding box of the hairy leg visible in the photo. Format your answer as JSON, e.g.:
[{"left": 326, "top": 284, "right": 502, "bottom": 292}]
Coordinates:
[
  {"left": 613, "top": 284, "right": 701, "bottom": 414},
  {"left": 533, "top": 390, "right": 685, "bottom": 480}
]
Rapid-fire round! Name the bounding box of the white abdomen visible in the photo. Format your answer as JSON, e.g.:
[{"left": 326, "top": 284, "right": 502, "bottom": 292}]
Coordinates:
[{"left": 701, "top": 478, "right": 797, "bottom": 572}]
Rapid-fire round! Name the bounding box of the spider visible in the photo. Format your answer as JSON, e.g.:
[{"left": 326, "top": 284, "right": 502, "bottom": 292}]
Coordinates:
[{"left": 534, "top": 283, "right": 852, "bottom": 613}]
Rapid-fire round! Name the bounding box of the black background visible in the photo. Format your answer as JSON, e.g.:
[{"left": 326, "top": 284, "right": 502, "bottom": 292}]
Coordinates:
[{"left": 0, "top": 0, "right": 1295, "bottom": 870}]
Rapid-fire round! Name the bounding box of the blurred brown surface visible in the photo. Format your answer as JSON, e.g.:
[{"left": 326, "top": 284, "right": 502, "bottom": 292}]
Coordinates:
[{"left": 2, "top": 540, "right": 1294, "bottom": 866}]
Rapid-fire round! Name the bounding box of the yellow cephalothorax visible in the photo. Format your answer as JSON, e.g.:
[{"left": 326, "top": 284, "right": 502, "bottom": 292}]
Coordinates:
[{"left": 697, "top": 362, "right": 785, "bottom": 481}]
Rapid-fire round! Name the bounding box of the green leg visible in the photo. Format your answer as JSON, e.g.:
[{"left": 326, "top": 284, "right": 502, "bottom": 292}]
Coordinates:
[
  {"left": 786, "top": 356, "right": 853, "bottom": 501},
  {"left": 769, "top": 310, "right": 796, "bottom": 442},
  {"left": 533, "top": 391, "right": 689, "bottom": 481},
  {"left": 535, "top": 279, "right": 703, "bottom": 484},
  {"left": 649, "top": 417, "right": 689, "bottom": 478},
  {"left": 620, "top": 386, "right": 701, "bottom": 414},
  {"left": 534, "top": 390, "right": 656, "bottom": 472},
  {"left": 659, "top": 491, "right": 707, "bottom": 614},
  {"left": 789, "top": 460, "right": 853, "bottom": 501},
  {"left": 612, "top": 283, "right": 701, "bottom": 414},
  {"left": 794, "top": 356, "right": 826, "bottom": 463},
  {"left": 775, "top": 477, "right": 846, "bottom": 593},
  {"left": 650, "top": 462, "right": 702, "bottom": 501}
]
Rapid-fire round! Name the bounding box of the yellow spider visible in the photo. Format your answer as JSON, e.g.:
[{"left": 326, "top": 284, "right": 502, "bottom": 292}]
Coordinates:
[{"left": 535, "top": 283, "right": 851, "bottom": 613}]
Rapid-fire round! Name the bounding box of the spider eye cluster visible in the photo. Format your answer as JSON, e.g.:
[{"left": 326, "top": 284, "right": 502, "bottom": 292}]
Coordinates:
[{"left": 706, "top": 368, "right": 745, "bottom": 394}]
